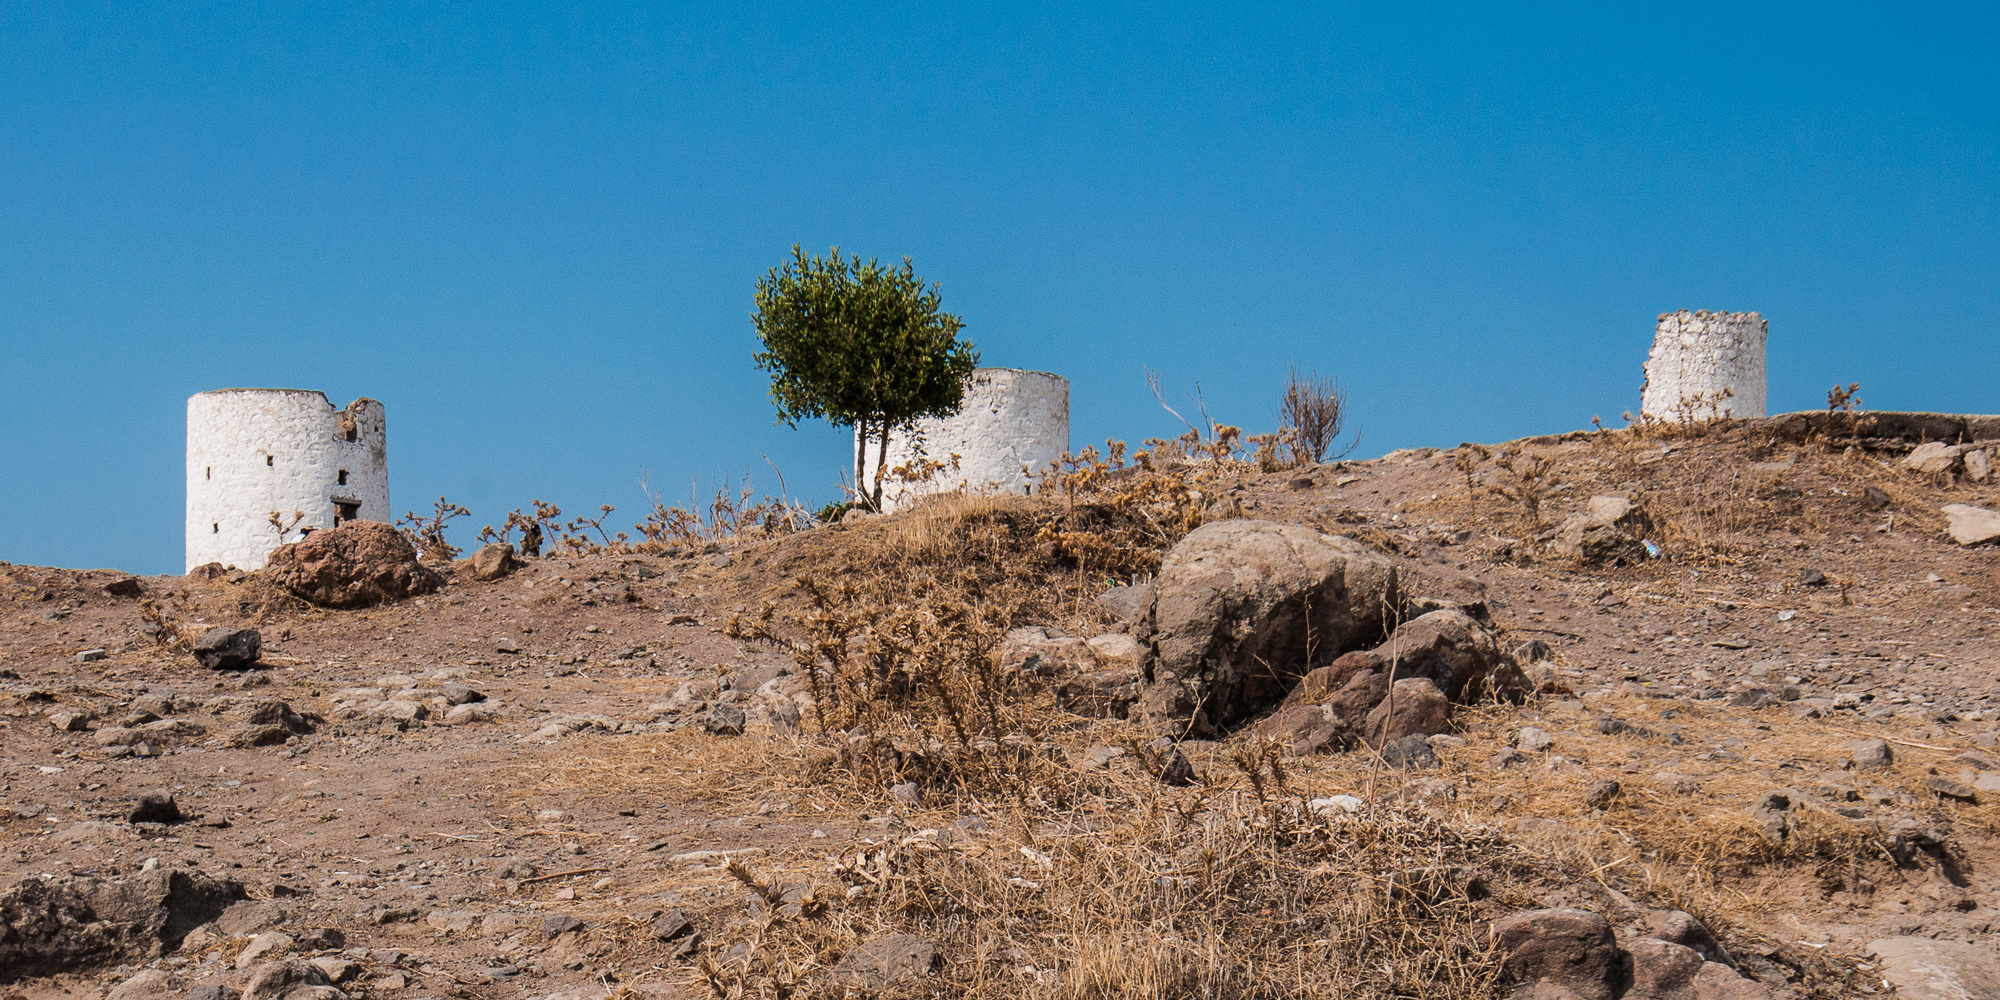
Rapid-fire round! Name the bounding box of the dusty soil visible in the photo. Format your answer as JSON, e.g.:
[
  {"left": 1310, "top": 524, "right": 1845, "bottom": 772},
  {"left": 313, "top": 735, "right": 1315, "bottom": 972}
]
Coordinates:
[{"left": 4, "top": 417, "right": 1999, "bottom": 999}]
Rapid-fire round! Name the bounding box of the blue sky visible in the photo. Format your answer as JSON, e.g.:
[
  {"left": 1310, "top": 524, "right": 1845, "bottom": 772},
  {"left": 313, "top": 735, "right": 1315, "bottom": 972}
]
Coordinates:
[{"left": 2, "top": 3, "right": 1995, "bottom": 574}]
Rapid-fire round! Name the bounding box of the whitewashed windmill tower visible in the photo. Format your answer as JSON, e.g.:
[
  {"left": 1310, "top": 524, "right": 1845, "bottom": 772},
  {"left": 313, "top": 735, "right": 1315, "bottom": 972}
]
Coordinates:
[
  {"left": 185, "top": 389, "right": 391, "bottom": 572},
  {"left": 1640, "top": 310, "right": 1768, "bottom": 421},
  {"left": 860, "top": 368, "right": 1069, "bottom": 512}
]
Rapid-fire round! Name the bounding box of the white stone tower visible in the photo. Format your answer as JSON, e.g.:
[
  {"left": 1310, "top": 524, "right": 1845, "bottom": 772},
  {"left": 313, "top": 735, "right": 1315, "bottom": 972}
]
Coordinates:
[
  {"left": 1640, "top": 310, "right": 1768, "bottom": 421},
  {"left": 859, "top": 368, "right": 1069, "bottom": 512},
  {"left": 186, "top": 389, "right": 391, "bottom": 572}
]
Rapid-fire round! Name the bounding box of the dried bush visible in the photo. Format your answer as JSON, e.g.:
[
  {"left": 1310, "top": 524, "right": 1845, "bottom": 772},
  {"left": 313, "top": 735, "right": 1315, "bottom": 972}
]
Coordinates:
[
  {"left": 1279, "top": 364, "right": 1356, "bottom": 464},
  {"left": 396, "top": 496, "right": 469, "bottom": 560}
]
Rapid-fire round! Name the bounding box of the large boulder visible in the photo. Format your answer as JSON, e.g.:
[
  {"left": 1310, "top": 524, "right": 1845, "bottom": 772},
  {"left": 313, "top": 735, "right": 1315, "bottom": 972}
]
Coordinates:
[
  {"left": 263, "top": 522, "right": 442, "bottom": 608},
  {"left": 1140, "top": 520, "right": 1398, "bottom": 736},
  {"left": 0, "top": 869, "right": 243, "bottom": 981}
]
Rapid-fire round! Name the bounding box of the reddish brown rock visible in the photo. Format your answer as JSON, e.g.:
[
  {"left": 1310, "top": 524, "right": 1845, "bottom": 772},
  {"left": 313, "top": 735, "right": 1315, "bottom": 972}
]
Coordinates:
[
  {"left": 1365, "top": 677, "right": 1451, "bottom": 744},
  {"left": 1490, "top": 908, "right": 1624, "bottom": 1000},
  {"left": 263, "top": 522, "right": 442, "bottom": 609}
]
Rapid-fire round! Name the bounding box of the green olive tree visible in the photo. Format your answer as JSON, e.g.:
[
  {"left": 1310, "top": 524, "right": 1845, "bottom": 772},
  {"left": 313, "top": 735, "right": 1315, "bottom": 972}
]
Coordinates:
[{"left": 753, "top": 245, "right": 979, "bottom": 510}]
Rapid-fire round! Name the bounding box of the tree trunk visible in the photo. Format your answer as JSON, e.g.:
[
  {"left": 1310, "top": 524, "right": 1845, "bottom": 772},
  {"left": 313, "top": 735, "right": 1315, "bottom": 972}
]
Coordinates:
[
  {"left": 872, "top": 421, "right": 893, "bottom": 509},
  {"left": 854, "top": 416, "right": 870, "bottom": 508}
]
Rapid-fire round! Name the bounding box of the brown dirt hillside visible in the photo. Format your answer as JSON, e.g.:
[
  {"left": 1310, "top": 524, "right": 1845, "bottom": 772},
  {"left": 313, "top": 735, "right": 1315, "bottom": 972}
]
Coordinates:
[{"left": 3, "top": 417, "right": 1998, "bottom": 999}]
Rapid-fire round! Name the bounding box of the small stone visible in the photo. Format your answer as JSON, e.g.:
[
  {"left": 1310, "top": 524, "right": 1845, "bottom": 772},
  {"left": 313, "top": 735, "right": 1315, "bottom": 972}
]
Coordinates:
[
  {"left": 543, "top": 913, "right": 585, "bottom": 938},
  {"left": 128, "top": 794, "right": 183, "bottom": 824},
  {"left": 425, "top": 908, "right": 479, "bottom": 933},
  {"left": 1380, "top": 734, "right": 1439, "bottom": 770},
  {"left": 495, "top": 637, "right": 521, "bottom": 654},
  {"left": 1309, "top": 794, "right": 1365, "bottom": 815},
  {"left": 707, "top": 553, "right": 734, "bottom": 569},
  {"left": 188, "top": 986, "right": 232, "bottom": 1000},
  {"left": 831, "top": 933, "right": 937, "bottom": 989},
  {"left": 295, "top": 927, "right": 345, "bottom": 950},
  {"left": 377, "top": 972, "right": 408, "bottom": 990},
  {"left": 1748, "top": 791, "right": 1793, "bottom": 844},
  {"left": 75, "top": 648, "right": 108, "bottom": 663},
  {"left": 1583, "top": 780, "right": 1621, "bottom": 809},
  {"left": 1966, "top": 449, "right": 1993, "bottom": 483},
  {"left": 650, "top": 907, "right": 694, "bottom": 942},
  {"left": 441, "top": 682, "right": 484, "bottom": 705},
  {"left": 307, "top": 958, "right": 360, "bottom": 983},
  {"left": 1847, "top": 738, "right": 1893, "bottom": 770},
  {"left": 106, "top": 969, "right": 178, "bottom": 1000},
  {"left": 235, "top": 931, "right": 295, "bottom": 968},
  {"left": 372, "top": 907, "right": 419, "bottom": 925},
  {"left": 1863, "top": 486, "right": 1893, "bottom": 509},
  {"left": 469, "top": 543, "right": 518, "bottom": 581},
  {"left": 1798, "top": 568, "right": 1828, "bottom": 587},
  {"left": 1928, "top": 776, "right": 1978, "bottom": 803},
  {"left": 192, "top": 627, "right": 262, "bottom": 670},
  {"left": 702, "top": 704, "right": 746, "bottom": 736},
  {"left": 888, "top": 782, "right": 921, "bottom": 805},
  {"left": 48, "top": 710, "right": 90, "bottom": 732},
  {"left": 1942, "top": 504, "right": 2000, "bottom": 546},
  {"left": 1516, "top": 727, "right": 1554, "bottom": 752},
  {"left": 1653, "top": 772, "right": 1700, "bottom": 794},
  {"left": 1904, "top": 441, "right": 1964, "bottom": 474},
  {"left": 1157, "top": 748, "right": 1196, "bottom": 787}
]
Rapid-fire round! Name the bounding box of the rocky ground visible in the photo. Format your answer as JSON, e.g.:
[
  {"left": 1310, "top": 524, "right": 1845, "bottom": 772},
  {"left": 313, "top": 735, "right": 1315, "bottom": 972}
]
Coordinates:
[{"left": 4, "top": 413, "right": 2000, "bottom": 1000}]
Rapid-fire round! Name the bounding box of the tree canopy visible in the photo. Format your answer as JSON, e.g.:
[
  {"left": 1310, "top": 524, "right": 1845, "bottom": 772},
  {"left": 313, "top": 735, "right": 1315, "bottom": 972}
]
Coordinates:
[{"left": 752, "top": 245, "right": 978, "bottom": 508}]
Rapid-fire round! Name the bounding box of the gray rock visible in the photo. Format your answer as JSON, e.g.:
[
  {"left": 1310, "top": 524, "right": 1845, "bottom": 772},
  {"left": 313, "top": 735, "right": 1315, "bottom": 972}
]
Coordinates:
[
  {"left": 1869, "top": 936, "right": 2000, "bottom": 1000},
  {"left": 1094, "top": 582, "right": 1154, "bottom": 623},
  {"left": 192, "top": 628, "right": 262, "bottom": 670},
  {"left": 1379, "top": 734, "right": 1439, "bottom": 770},
  {"left": 76, "top": 649, "right": 108, "bottom": 663},
  {"left": 1517, "top": 726, "right": 1554, "bottom": 752},
  {"left": 189, "top": 987, "right": 234, "bottom": 1000},
  {"left": 832, "top": 933, "right": 937, "bottom": 989},
  {"left": 495, "top": 637, "right": 521, "bottom": 654},
  {"left": 106, "top": 969, "right": 180, "bottom": 1000},
  {"left": 1141, "top": 520, "right": 1398, "bottom": 736},
  {"left": 543, "top": 913, "right": 584, "bottom": 938},
  {"left": 1903, "top": 442, "right": 1964, "bottom": 475}
]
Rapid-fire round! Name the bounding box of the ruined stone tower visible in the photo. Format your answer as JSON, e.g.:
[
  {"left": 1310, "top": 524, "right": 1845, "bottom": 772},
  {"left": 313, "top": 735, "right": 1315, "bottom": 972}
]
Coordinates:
[
  {"left": 1641, "top": 310, "right": 1768, "bottom": 422},
  {"left": 859, "top": 368, "right": 1070, "bottom": 512},
  {"left": 185, "top": 389, "right": 390, "bottom": 572}
]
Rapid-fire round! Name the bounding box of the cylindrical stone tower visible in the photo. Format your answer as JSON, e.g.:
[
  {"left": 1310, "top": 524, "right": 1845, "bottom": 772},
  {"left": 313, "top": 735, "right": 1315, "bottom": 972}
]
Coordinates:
[
  {"left": 859, "top": 368, "right": 1069, "bottom": 512},
  {"left": 1640, "top": 310, "right": 1767, "bottom": 422},
  {"left": 186, "top": 389, "right": 390, "bottom": 572}
]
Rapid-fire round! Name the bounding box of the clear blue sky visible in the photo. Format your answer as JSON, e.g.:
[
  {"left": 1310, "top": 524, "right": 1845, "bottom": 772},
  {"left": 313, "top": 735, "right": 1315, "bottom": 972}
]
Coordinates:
[{"left": 3, "top": 4, "right": 1995, "bottom": 575}]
